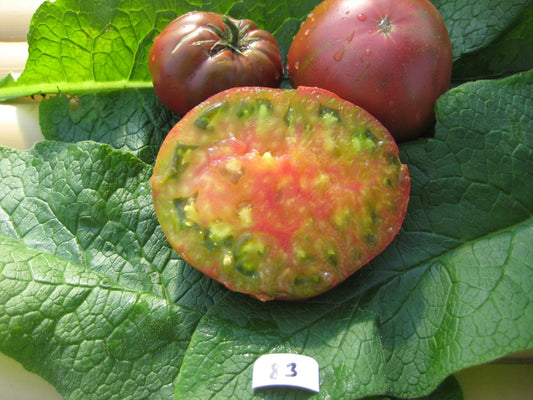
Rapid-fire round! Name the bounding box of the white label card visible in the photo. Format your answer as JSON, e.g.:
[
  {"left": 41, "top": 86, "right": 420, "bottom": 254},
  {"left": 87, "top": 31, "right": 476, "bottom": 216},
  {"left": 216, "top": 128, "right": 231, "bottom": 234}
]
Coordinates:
[{"left": 252, "top": 353, "right": 320, "bottom": 393}]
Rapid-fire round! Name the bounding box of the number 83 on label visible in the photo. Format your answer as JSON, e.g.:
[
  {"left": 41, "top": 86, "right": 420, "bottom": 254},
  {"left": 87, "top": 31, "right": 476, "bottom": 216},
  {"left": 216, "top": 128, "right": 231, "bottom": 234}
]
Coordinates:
[{"left": 252, "top": 354, "right": 320, "bottom": 393}]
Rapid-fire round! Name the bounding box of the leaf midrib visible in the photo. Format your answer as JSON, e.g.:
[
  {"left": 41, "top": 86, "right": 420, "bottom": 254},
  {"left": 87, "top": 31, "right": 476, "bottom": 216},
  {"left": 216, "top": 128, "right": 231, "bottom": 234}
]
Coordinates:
[{"left": 0, "top": 79, "right": 153, "bottom": 102}]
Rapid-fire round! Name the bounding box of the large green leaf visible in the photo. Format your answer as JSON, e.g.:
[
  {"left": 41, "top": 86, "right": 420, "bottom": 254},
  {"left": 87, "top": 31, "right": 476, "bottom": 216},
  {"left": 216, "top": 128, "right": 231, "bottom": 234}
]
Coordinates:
[
  {"left": 38, "top": 89, "right": 179, "bottom": 164},
  {"left": 432, "top": 0, "right": 532, "bottom": 60},
  {"left": 0, "top": 141, "right": 226, "bottom": 398},
  {"left": 0, "top": 235, "right": 197, "bottom": 400},
  {"left": 0, "top": 141, "right": 465, "bottom": 400},
  {"left": 451, "top": 2, "right": 533, "bottom": 79},
  {"left": 172, "top": 70, "right": 533, "bottom": 399}
]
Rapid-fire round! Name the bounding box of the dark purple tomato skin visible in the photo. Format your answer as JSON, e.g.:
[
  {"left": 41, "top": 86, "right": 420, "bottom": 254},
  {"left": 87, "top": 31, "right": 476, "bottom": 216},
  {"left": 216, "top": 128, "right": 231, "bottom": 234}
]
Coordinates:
[
  {"left": 287, "top": 0, "right": 453, "bottom": 140},
  {"left": 148, "top": 11, "right": 283, "bottom": 115}
]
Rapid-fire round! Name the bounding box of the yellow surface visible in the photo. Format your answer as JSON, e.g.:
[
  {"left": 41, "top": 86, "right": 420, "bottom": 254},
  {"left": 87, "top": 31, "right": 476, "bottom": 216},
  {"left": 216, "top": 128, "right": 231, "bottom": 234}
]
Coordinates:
[
  {"left": 456, "top": 362, "right": 533, "bottom": 400},
  {"left": 0, "top": 0, "right": 46, "bottom": 41},
  {"left": 0, "top": 353, "right": 62, "bottom": 400}
]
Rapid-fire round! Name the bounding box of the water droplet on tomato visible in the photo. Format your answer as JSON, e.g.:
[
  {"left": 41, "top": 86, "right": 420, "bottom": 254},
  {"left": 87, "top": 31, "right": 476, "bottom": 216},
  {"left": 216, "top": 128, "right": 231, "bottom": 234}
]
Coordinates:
[
  {"left": 308, "top": 13, "right": 315, "bottom": 22},
  {"left": 357, "top": 13, "right": 367, "bottom": 21},
  {"left": 364, "top": 49, "right": 372, "bottom": 56},
  {"left": 294, "top": 61, "right": 300, "bottom": 71},
  {"left": 304, "top": 29, "right": 310, "bottom": 37},
  {"left": 346, "top": 31, "right": 355, "bottom": 43},
  {"left": 333, "top": 49, "right": 344, "bottom": 62}
]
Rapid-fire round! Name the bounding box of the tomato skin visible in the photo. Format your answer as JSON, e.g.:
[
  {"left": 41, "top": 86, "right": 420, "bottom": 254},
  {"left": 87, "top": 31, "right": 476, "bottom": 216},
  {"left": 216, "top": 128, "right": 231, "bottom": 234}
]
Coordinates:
[
  {"left": 287, "top": 0, "right": 453, "bottom": 140},
  {"left": 148, "top": 11, "right": 283, "bottom": 115},
  {"left": 151, "top": 86, "right": 410, "bottom": 301}
]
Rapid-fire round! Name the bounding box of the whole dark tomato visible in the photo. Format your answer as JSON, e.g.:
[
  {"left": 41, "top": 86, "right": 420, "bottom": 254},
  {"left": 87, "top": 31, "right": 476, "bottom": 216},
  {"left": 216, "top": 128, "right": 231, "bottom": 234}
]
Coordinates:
[
  {"left": 287, "top": 0, "right": 453, "bottom": 140},
  {"left": 148, "top": 11, "right": 283, "bottom": 115}
]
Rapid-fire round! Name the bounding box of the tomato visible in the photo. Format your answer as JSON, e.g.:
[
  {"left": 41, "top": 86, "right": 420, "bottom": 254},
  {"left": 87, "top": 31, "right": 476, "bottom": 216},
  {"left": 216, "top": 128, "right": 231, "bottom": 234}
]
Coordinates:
[
  {"left": 287, "top": 0, "right": 453, "bottom": 140},
  {"left": 148, "top": 11, "right": 283, "bottom": 115},
  {"left": 151, "top": 86, "right": 410, "bottom": 301}
]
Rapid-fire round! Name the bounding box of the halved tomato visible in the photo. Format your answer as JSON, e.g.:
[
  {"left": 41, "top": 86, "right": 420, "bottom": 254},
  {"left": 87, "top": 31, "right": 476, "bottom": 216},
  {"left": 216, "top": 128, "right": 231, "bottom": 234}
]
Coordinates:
[{"left": 151, "top": 86, "right": 410, "bottom": 301}]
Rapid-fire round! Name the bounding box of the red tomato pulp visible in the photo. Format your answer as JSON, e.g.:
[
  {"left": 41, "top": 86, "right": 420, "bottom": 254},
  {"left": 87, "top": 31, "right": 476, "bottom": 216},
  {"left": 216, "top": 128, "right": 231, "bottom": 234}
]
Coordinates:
[{"left": 151, "top": 86, "right": 410, "bottom": 300}]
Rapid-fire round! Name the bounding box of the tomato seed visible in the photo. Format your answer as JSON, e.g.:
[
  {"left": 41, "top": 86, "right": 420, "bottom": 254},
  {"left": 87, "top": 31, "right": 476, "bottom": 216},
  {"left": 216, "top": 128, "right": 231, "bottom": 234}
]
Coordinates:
[
  {"left": 318, "top": 105, "right": 343, "bottom": 124},
  {"left": 194, "top": 101, "right": 228, "bottom": 130}
]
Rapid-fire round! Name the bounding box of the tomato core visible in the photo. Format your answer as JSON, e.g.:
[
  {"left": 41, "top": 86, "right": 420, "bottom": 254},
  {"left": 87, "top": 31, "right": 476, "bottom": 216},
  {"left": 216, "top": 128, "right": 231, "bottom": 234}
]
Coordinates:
[{"left": 377, "top": 16, "right": 392, "bottom": 35}]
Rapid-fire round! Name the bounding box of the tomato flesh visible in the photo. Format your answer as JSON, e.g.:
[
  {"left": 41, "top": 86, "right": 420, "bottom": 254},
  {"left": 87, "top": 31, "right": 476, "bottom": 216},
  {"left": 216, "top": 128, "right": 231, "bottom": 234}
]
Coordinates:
[{"left": 151, "top": 86, "right": 410, "bottom": 300}]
